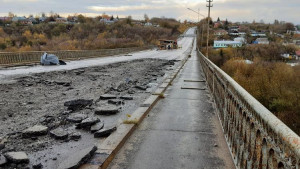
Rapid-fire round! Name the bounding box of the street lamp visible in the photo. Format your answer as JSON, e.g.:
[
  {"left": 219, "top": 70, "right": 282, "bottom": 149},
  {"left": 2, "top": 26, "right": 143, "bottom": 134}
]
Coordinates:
[{"left": 187, "top": 8, "right": 206, "bottom": 49}]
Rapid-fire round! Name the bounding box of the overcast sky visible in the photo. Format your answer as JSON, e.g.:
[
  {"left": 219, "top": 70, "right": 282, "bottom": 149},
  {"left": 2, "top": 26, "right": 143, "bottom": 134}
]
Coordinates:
[{"left": 0, "top": 0, "right": 299, "bottom": 24}]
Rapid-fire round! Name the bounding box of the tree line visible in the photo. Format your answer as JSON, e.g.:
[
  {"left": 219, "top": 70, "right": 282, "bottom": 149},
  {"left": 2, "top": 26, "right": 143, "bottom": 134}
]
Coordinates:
[{"left": 0, "top": 16, "right": 187, "bottom": 52}]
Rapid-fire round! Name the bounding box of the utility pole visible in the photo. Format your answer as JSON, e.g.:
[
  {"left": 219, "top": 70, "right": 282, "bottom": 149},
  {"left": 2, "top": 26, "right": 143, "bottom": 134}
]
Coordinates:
[{"left": 206, "top": 0, "right": 213, "bottom": 58}]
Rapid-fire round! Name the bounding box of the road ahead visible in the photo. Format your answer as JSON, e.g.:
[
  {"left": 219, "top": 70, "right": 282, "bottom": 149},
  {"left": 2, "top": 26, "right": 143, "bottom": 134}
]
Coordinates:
[
  {"left": 0, "top": 28, "right": 196, "bottom": 83},
  {"left": 107, "top": 38, "right": 235, "bottom": 169}
]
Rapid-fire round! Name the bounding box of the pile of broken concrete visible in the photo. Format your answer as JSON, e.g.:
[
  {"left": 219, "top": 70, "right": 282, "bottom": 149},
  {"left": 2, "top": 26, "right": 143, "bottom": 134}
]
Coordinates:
[{"left": 0, "top": 93, "right": 134, "bottom": 168}]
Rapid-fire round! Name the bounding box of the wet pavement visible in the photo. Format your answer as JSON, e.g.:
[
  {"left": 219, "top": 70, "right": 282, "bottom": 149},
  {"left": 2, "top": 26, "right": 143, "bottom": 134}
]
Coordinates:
[{"left": 108, "top": 41, "right": 235, "bottom": 169}]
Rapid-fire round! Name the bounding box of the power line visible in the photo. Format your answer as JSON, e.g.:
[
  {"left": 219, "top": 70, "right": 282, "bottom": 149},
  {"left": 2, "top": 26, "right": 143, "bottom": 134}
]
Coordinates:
[{"left": 206, "top": 0, "right": 213, "bottom": 58}]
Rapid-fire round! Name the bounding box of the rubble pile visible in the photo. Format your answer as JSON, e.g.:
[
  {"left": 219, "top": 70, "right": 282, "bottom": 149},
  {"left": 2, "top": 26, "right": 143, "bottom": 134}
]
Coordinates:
[{"left": 0, "top": 59, "right": 178, "bottom": 168}]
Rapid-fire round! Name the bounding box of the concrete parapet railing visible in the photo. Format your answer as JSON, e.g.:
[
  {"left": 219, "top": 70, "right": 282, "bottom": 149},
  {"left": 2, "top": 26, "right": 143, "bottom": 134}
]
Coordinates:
[
  {"left": 197, "top": 49, "right": 300, "bottom": 169},
  {"left": 0, "top": 46, "right": 152, "bottom": 66}
]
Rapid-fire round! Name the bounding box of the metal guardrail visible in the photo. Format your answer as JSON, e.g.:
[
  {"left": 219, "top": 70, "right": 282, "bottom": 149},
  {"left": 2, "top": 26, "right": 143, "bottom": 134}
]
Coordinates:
[
  {"left": 0, "top": 46, "right": 152, "bottom": 66},
  {"left": 197, "top": 49, "right": 300, "bottom": 169}
]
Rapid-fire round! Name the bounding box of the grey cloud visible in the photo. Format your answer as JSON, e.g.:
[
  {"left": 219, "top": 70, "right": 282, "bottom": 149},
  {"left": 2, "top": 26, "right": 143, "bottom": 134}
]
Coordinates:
[{"left": 0, "top": 0, "right": 298, "bottom": 24}]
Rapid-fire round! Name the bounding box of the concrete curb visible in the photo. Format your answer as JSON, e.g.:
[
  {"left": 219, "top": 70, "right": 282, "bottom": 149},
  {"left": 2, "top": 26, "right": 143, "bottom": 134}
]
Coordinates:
[{"left": 80, "top": 55, "right": 190, "bottom": 169}]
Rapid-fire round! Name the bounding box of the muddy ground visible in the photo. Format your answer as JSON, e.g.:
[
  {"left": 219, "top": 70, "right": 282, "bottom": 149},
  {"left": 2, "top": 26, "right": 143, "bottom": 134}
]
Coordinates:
[{"left": 0, "top": 58, "right": 178, "bottom": 169}]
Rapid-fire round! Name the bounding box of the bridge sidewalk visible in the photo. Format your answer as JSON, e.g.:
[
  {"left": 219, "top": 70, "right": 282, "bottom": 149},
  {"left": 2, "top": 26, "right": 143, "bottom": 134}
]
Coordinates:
[{"left": 107, "top": 49, "right": 235, "bottom": 169}]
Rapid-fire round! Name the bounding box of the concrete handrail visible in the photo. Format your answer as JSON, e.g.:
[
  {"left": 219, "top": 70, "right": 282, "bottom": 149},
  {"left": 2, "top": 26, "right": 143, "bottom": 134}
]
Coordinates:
[{"left": 197, "top": 49, "right": 300, "bottom": 168}]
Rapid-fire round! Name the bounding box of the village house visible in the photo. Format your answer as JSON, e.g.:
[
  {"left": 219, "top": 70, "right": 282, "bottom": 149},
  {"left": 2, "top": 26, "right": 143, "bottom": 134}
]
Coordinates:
[
  {"left": 144, "top": 22, "right": 153, "bottom": 26},
  {"left": 234, "top": 37, "right": 247, "bottom": 44},
  {"left": 0, "top": 17, "right": 12, "bottom": 22},
  {"left": 251, "top": 31, "right": 267, "bottom": 37},
  {"left": 214, "top": 40, "right": 242, "bottom": 48},
  {"left": 253, "top": 38, "right": 269, "bottom": 44},
  {"left": 39, "top": 17, "right": 46, "bottom": 22},
  {"left": 214, "top": 29, "right": 228, "bottom": 36},
  {"left": 55, "top": 17, "right": 68, "bottom": 24},
  {"left": 293, "top": 40, "right": 300, "bottom": 46},
  {"left": 12, "top": 16, "right": 32, "bottom": 25},
  {"left": 100, "top": 18, "right": 118, "bottom": 24},
  {"left": 132, "top": 20, "right": 143, "bottom": 26},
  {"left": 28, "top": 16, "right": 38, "bottom": 24},
  {"left": 281, "top": 53, "right": 292, "bottom": 59},
  {"left": 227, "top": 26, "right": 246, "bottom": 36},
  {"left": 99, "top": 15, "right": 119, "bottom": 25}
]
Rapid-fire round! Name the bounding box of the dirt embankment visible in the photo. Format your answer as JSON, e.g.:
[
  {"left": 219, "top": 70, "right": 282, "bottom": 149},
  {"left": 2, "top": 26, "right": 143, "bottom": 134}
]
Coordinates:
[{"left": 0, "top": 58, "right": 177, "bottom": 169}]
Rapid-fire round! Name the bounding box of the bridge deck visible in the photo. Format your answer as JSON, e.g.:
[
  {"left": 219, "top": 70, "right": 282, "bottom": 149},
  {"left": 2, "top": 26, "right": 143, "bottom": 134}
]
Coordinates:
[{"left": 107, "top": 47, "right": 235, "bottom": 169}]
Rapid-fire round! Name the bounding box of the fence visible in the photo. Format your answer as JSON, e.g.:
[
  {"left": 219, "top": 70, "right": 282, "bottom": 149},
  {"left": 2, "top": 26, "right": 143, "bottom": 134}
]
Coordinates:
[
  {"left": 0, "top": 46, "right": 152, "bottom": 66},
  {"left": 197, "top": 49, "right": 300, "bottom": 169}
]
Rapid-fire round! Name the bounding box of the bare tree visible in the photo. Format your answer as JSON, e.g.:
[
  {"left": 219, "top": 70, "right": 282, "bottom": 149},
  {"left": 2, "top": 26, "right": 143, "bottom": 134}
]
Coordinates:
[
  {"left": 144, "top": 14, "right": 149, "bottom": 22},
  {"left": 8, "top": 12, "right": 15, "bottom": 17}
]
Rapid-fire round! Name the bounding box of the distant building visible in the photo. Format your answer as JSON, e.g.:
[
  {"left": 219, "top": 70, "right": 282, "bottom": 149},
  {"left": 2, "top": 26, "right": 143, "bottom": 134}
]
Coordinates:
[
  {"left": 12, "top": 16, "right": 25, "bottom": 22},
  {"left": 0, "top": 17, "right": 12, "bottom": 22},
  {"left": 214, "top": 29, "right": 228, "bottom": 36},
  {"left": 281, "top": 53, "right": 291, "bottom": 59},
  {"left": 274, "top": 33, "right": 285, "bottom": 39},
  {"left": 234, "top": 37, "right": 247, "bottom": 44},
  {"left": 251, "top": 31, "right": 267, "bottom": 37},
  {"left": 229, "top": 26, "right": 239, "bottom": 32},
  {"left": 100, "top": 18, "right": 118, "bottom": 24},
  {"left": 228, "top": 26, "right": 246, "bottom": 36},
  {"left": 132, "top": 20, "right": 143, "bottom": 25},
  {"left": 67, "top": 16, "right": 78, "bottom": 23},
  {"left": 214, "top": 22, "right": 224, "bottom": 28},
  {"left": 28, "top": 17, "right": 37, "bottom": 24},
  {"left": 293, "top": 40, "right": 300, "bottom": 46},
  {"left": 39, "top": 17, "right": 46, "bottom": 22},
  {"left": 55, "top": 17, "right": 68, "bottom": 24},
  {"left": 144, "top": 22, "right": 153, "bottom": 26},
  {"left": 214, "top": 40, "right": 242, "bottom": 48},
  {"left": 12, "top": 16, "right": 32, "bottom": 25},
  {"left": 253, "top": 38, "right": 269, "bottom": 45},
  {"left": 229, "top": 30, "right": 239, "bottom": 36}
]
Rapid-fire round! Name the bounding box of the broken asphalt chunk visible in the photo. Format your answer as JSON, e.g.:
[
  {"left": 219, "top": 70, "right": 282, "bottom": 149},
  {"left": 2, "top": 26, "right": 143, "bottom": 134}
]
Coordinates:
[
  {"left": 32, "top": 163, "right": 43, "bottom": 169},
  {"left": 50, "top": 128, "right": 69, "bottom": 140},
  {"left": 99, "top": 94, "right": 117, "bottom": 100},
  {"left": 22, "top": 125, "right": 48, "bottom": 138},
  {"left": 55, "top": 81, "right": 71, "bottom": 87},
  {"left": 57, "top": 146, "right": 97, "bottom": 169},
  {"left": 67, "top": 114, "right": 88, "bottom": 123},
  {"left": 64, "top": 99, "right": 93, "bottom": 111},
  {"left": 90, "top": 122, "right": 104, "bottom": 133},
  {"left": 108, "top": 99, "right": 124, "bottom": 105},
  {"left": 74, "top": 69, "right": 85, "bottom": 75},
  {"left": 94, "top": 107, "right": 120, "bottom": 115},
  {"left": 120, "top": 95, "right": 134, "bottom": 100},
  {"left": 135, "top": 85, "right": 147, "bottom": 90},
  {"left": 0, "top": 154, "right": 7, "bottom": 166},
  {"left": 76, "top": 117, "right": 100, "bottom": 129},
  {"left": 94, "top": 127, "right": 117, "bottom": 138},
  {"left": 70, "top": 132, "right": 81, "bottom": 141},
  {"left": 0, "top": 144, "right": 5, "bottom": 151},
  {"left": 4, "top": 152, "right": 29, "bottom": 164}
]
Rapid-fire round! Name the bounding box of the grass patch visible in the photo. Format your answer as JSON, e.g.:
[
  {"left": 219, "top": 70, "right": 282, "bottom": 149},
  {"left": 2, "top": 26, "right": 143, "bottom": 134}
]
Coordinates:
[{"left": 159, "top": 93, "right": 165, "bottom": 98}]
